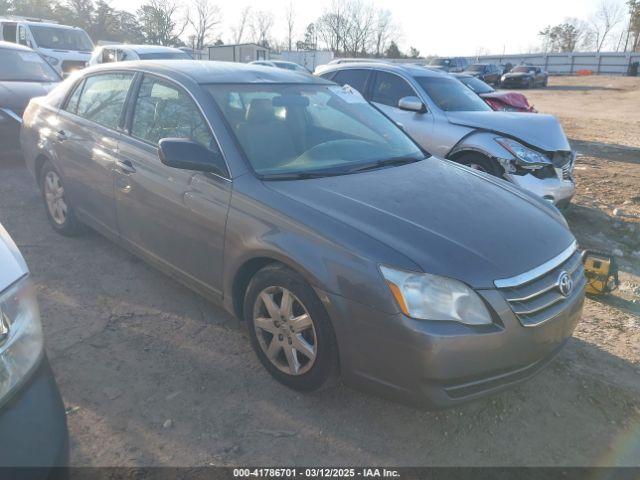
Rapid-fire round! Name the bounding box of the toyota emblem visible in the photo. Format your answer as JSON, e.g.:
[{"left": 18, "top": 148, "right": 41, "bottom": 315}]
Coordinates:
[{"left": 557, "top": 271, "right": 573, "bottom": 297}]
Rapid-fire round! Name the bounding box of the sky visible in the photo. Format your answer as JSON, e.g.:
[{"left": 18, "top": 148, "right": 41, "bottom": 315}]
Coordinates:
[{"left": 109, "top": 0, "right": 619, "bottom": 56}]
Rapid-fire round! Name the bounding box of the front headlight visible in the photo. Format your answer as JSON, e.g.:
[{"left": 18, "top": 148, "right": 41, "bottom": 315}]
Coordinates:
[
  {"left": 380, "top": 266, "right": 492, "bottom": 325},
  {"left": 495, "top": 137, "right": 551, "bottom": 168},
  {"left": 0, "top": 277, "right": 44, "bottom": 403}
]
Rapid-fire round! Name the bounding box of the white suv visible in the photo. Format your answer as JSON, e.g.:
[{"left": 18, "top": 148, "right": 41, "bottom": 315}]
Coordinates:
[{"left": 0, "top": 18, "right": 93, "bottom": 76}]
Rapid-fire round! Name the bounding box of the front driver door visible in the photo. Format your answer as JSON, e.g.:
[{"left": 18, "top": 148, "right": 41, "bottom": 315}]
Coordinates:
[
  {"left": 368, "top": 71, "right": 436, "bottom": 154},
  {"left": 114, "top": 74, "right": 231, "bottom": 299}
]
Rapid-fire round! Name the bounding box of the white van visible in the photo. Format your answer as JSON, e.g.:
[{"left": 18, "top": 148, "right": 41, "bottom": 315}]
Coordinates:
[{"left": 0, "top": 17, "right": 93, "bottom": 76}]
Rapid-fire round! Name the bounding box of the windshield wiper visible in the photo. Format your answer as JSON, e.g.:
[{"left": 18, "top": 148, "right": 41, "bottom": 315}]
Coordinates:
[
  {"left": 346, "top": 156, "right": 423, "bottom": 173},
  {"left": 259, "top": 171, "right": 345, "bottom": 181}
]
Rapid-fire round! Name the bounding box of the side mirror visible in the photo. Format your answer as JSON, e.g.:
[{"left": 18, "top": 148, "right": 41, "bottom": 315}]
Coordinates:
[
  {"left": 158, "top": 138, "right": 227, "bottom": 176},
  {"left": 398, "top": 96, "right": 426, "bottom": 113}
]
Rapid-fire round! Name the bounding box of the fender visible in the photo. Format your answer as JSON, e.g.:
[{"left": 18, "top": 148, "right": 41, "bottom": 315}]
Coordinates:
[{"left": 446, "top": 129, "right": 514, "bottom": 162}]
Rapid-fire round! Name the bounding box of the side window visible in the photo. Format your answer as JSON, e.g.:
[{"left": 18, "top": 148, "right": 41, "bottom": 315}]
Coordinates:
[
  {"left": 64, "top": 80, "right": 85, "bottom": 114},
  {"left": 331, "top": 69, "right": 369, "bottom": 95},
  {"left": 371, "top": 72, "right": 415, "bottom": 108},
  {"left": 131, "top": 76, "right": 215, "bottom": 150},
  {"left": 75, "top": 73, "right": 134, "bottom": 129}
]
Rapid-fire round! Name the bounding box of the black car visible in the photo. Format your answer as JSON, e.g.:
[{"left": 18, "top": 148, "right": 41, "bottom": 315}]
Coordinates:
[
  {"left": 0, "top": 223, "right": 69, "bottom": 475},
  {"left": 501, "top": 65, "right": 548, "bottom": 89},
  {"left": 0, "top": 41, "right": 60, "bottom": 158},
  {"left": 462, "top": 63, "right": 502, "bottom": 86}
]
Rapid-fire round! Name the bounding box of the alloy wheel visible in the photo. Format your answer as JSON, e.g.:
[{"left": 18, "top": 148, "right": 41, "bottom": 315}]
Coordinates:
[
  {"left": 253, "top": 286, "right": 317, "bottom": 376},
  {"left": 44, "top": 171, "right": 68, "bottom": 226}
]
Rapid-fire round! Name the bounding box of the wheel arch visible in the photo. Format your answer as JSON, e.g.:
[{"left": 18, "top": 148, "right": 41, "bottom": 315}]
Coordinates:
[{"left": 228, "top": 252, "right": 328, "bottom": 322}]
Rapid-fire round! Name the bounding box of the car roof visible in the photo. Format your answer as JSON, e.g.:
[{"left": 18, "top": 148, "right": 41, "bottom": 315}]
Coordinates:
[
  {"left": 14, "top": 21, "right": 82, "bottom": 30},
  {"left": 83, "top": 60, "right": 332, "bottom": 84},
  {"left": 320, "top": 62, "right": 451, "bottom": 79},
  {"left": 100, "top": 44, "right": 185, "bottom": 54},
  {"left": 0, "top": 40, "right": 34, "bottom": 52}
]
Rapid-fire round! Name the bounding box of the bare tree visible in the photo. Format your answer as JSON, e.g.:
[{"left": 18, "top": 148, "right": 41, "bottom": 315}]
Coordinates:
[
  {"left": 187, "top": 0, "right": 221, "bottom": 50},
  {"left": 344, "top": 0, "right": 375, "bottom": 56},
  {"left": 372, "top": 8, "right": 394, "bottom": 57},
  {"left": 589, "top": 0, "right": 626, "bottom": 51},
  {"left": 316, "top": 0, "right": 349, "bottom": 54},
  {"left": 250, "top": 10, "right": 274, "bottom": 47},
  {"left": 232, "top": 6, "right": 251, "bottom": 44},
  {"left": 285, "top": 2, "right": 295, "bottom": 51}
]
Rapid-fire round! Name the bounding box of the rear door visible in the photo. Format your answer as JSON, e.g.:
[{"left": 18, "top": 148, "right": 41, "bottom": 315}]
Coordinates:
[
  {"left": 330, "top": 69, "right": 371, "bottom": 96},
  {"left": 114, "top": 74, "right": 231, "bottom": 299},
  {"left": 54, "top": 72, "right": 135, "bottom": 237},
  {"left": 368, "top": 70, "right": 435, "bottom": 153}
]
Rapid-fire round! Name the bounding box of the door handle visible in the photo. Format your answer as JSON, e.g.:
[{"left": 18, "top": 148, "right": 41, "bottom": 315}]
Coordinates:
[
  {"left": 56, "top": 130, "right": 67, "bottom": 142},
  {"left": 115, "top": 159, "right": 136, "bottom": 174}
]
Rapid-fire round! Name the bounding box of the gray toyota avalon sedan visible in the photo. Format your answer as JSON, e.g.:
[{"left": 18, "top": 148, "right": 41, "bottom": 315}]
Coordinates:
[{"left": 20, "top": 61, "right": 585, "bottom": 407}]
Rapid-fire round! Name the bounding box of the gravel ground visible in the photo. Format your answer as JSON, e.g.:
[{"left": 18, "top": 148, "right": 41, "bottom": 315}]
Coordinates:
[{"left": 0, "top": 75, "right": 638, "bottom": 467}]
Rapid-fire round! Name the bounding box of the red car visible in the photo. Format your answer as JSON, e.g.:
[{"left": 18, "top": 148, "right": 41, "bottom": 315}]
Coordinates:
[{"left": 454, "top": 74, "right": 536, "bottom": 113}]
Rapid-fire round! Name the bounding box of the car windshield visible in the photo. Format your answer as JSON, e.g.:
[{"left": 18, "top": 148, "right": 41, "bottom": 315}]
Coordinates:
[
  {"left": 512, "top": 66, "right": 535, "bottom": 73},
  {"left": 138, "top": 51, "right": 191, "bottom": 60},
  {"left": 206, "top": 83, "right": 425, "bottom": 178},
  {"left": 458, "top": 76, "right": 494, "bottom": 94},
  {"left": 429, "top": 58, "right": 452, "bottom": 66},
  {"left": 0, "top": 48, "right": 59, "bottom": 82},
  {"left": 30, "top": 25, "right": 93, "bottom": 51},
  {"left": 415, "top": 76, "right": 491, "bottom": 112},
  {"left": 465, "top": 64, "right": 485, "bottom": 72}
]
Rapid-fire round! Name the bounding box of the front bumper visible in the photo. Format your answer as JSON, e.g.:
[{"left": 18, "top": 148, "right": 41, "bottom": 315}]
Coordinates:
[
  {"left": 320, "top": 284, "right": 583, "bottom": 409},
  {"left": 0, "top": 356, "right": 69, "bottom": 475},
  {"left": 506, "top": 172, "right": 575, "bottom": 208},
  {"left": 501, "top": 77, "right": 531, "bottom": 87}
]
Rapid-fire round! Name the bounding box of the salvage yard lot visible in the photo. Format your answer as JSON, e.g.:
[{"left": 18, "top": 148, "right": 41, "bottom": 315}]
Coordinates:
[{"left": 0, "top": 75, "right": 639, "bottom": 467}]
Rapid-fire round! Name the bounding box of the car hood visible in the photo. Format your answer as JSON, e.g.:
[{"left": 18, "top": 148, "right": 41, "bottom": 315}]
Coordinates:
[
  {"left": 0, "top": 224, "right": 28, "bottom": 292},
  {"left": 480, "top": 91, "right": 533, "bottom": 110},
  {"left": 445, "top": 111, "right": 570, "bottom": 151},
  {"left": 265, "top": 158, "right": 574, "bottom": 289},
  {"left": 0, "top": 81, "right": 57, "bottom": 112}
]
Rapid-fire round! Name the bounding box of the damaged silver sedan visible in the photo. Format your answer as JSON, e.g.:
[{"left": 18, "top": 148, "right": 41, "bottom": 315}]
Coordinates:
[{"left": 319, "top": 63, "right": 575, "bottom": 208}]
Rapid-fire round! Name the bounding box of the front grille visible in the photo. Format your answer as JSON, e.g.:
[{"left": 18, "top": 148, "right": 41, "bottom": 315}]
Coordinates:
[
  {"left": 552, "top": 151, "right": 574, "bottom": 180},
  {"left": 496, "top": 248, "right": 586, "bottom": 327}
]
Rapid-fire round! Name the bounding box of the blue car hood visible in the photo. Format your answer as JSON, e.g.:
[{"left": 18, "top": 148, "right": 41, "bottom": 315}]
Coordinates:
[
  {"left": 266, "top": 158, "right": 575, "bottom": 289},
  {"left": 445, "top": 111, "right": 571, "bottom": 152}
]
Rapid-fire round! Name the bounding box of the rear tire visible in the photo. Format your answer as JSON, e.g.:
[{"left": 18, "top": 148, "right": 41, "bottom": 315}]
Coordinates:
[
  {"left": 40, "top": 161, "right": 82, "bottom": 236},
  {"left": 455, "top": 152, "right": 503, "bottom": 178},
  {"left": 244, "top": 263, "right": 339, "bottom": 392}
]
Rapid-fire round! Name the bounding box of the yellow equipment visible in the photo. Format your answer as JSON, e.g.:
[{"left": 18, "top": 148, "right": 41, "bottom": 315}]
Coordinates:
[{"left": 581, "top": 250, "right": 619, "bottom": 296}]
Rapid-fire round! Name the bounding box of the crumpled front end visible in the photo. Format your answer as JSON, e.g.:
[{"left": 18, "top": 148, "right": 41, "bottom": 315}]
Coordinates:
[
  {"left": 500, "top": 149, "right": 576, "bottom": 208},
  {"left": 446, "top": 112, "right": 576, "bottom": 207}
]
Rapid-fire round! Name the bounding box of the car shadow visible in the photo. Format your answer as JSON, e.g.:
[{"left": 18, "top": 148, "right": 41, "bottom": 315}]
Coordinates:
[
  {"left": 572, "top": 139, "right": 640, "bottom": 166},
  {"left": 545, "top": 85, "right": 623, "bottom": 92}
]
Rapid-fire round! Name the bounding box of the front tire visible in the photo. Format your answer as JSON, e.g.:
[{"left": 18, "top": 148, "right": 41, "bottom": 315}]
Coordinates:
[
  {"left": 244, "top": 264, "right": 339, "bottom": 392},
  {"left": 40, "top": 161, "right": 82, "bottom": 236},
  {"left": 455, "top": 152, "right": 503, "bottom": 177}
]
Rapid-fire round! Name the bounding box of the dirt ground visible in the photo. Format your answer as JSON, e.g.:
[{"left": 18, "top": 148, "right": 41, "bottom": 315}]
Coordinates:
[{"left": 0, "top": 75, "right": 639, "bottom": 467}]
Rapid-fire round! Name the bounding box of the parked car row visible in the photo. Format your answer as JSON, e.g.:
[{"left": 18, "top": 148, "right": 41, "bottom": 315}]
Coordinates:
[
  {"left": 3, "top": 56, "right": 583, "bottom": 472},
  {"left": 426, "top": 58, "right": 549, "bottom": 89}
]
